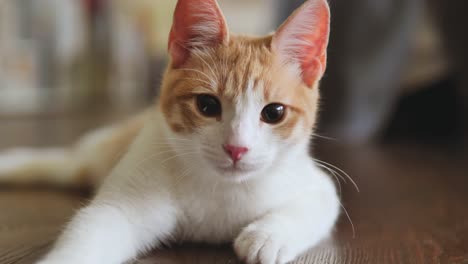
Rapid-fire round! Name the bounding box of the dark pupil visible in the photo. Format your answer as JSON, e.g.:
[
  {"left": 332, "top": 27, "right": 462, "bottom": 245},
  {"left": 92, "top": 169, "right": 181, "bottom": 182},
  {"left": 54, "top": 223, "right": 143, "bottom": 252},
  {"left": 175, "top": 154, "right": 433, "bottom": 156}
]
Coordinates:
[
  {"left": 197, "top": 94, "right": 221, "bottom": 117},
  {"left": 262, "top": 104, "right": 285, "bottom": 124}
]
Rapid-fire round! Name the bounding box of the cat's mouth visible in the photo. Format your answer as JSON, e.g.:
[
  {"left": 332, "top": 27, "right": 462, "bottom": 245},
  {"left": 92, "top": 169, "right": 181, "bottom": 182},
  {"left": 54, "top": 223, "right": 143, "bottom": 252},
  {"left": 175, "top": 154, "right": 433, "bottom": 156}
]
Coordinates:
[
  {"left": 214, "top": 162, "right": 262, "bottom": 179},
  {"left": 217, "top": 165, "right": 252, "bottom": 173}
]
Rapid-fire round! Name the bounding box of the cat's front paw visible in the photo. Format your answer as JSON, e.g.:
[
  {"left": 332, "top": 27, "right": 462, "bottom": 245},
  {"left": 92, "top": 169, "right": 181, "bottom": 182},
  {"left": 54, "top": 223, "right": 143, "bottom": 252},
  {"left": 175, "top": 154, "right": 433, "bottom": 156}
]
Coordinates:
[{"left": 234, "top": 225, "right": 296, "bottom": 264}]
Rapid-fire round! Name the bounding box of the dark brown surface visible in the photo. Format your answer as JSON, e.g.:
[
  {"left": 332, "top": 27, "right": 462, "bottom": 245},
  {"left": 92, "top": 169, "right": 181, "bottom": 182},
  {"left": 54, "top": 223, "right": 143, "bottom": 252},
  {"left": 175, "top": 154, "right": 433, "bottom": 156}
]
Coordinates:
[{"left": 1, "top": 116, "right": 468, "bottom": 264}]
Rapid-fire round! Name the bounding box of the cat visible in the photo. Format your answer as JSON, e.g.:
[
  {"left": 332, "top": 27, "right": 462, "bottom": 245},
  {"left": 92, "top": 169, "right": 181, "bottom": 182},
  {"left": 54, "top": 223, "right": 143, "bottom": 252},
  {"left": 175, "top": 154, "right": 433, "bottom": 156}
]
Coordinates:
[{"left": 0, "top": 0, "right": 339, "bottom": 263}]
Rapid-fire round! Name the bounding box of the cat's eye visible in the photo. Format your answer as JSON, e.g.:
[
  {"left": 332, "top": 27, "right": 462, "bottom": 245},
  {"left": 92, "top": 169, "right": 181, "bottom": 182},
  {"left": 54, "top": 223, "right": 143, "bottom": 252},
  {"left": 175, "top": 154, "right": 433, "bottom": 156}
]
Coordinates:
[
  {"left": 261, "top": 103, "right": 286, "bottom": 124},
  {"left": 196, "top": 94, "right": 222, "bottom": 117}
]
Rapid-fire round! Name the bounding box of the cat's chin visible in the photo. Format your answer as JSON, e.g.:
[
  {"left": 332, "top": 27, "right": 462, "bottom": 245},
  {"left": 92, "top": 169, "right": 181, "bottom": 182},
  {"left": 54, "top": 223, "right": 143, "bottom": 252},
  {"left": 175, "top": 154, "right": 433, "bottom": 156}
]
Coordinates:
[
  {"left": 220, "top": 172, "right": 255, "bottom": 183},
  {"left": 214, "top": 164, "right": 264, "bottom": 183}
]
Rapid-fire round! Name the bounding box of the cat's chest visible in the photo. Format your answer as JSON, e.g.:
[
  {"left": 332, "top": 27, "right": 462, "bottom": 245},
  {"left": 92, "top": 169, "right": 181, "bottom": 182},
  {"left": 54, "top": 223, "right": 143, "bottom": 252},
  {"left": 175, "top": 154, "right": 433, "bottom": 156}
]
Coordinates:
[{"left": 174, "top": 184, "right": 275, "bottom": 243}]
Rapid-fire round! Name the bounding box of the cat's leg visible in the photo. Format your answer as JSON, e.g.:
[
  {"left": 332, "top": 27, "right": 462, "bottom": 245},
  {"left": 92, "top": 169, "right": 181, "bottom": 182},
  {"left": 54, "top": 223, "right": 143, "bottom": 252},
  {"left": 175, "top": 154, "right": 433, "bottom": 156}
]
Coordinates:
[
  {"left": 37, "top": 189, "right": 178, "bottom": 264},
  {"left": 234, "top": 190, "right": 340, "bottom": 264}
]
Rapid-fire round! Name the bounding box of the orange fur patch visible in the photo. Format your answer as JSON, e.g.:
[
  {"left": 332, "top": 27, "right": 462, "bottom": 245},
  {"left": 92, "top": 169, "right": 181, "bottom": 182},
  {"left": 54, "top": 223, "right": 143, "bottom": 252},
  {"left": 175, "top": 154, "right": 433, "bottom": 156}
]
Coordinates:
[{"left": 160, "top": 34, "right": 321, "bottom": 140}]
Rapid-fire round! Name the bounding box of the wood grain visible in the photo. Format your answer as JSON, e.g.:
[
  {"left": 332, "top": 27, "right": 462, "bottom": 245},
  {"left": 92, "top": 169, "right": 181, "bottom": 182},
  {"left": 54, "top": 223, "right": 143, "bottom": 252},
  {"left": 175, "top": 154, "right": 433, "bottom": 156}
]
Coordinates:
[{"left": 1, "top": 116, "right": 467, "bottom": 264}]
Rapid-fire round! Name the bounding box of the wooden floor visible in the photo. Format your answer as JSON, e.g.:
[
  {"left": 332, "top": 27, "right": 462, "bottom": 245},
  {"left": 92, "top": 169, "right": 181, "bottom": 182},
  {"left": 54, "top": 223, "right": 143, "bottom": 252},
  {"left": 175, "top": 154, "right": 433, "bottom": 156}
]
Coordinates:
[{"left": 1, "top": 114, "right": 467, "bottom": 264}]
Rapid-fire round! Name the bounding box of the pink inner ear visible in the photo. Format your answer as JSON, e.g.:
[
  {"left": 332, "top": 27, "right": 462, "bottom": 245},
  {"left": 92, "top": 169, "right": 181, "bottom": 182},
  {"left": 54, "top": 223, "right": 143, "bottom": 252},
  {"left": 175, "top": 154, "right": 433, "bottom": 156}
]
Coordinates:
[
  {"left": 168, "top": 0, "right": 228, "bottom": 68},
  {"left": 302, "top": 51, "right": 327, "bottom": 87},
  {"left": 273, "top": 0, "right": 330, "bottom": 87}
]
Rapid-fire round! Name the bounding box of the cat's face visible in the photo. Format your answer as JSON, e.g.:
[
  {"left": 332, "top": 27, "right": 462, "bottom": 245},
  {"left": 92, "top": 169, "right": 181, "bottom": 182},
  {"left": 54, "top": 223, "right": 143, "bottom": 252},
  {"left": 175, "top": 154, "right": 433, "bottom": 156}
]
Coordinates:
[{"left": 159, "top": 0, "right": 330, "bottom": 182}]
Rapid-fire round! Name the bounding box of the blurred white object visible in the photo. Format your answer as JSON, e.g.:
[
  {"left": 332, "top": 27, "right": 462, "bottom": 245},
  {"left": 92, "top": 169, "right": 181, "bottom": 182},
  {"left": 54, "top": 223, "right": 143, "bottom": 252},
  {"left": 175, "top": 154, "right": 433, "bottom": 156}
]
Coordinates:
[
  {"left": 48, "top": 0, "right": 87, "bottom": 66},
  {"left": 0, "top": 0, "right": 87, "bottom": 114},
  {"left": 0, "top": 0, "right": 41, "bottom": 113}
]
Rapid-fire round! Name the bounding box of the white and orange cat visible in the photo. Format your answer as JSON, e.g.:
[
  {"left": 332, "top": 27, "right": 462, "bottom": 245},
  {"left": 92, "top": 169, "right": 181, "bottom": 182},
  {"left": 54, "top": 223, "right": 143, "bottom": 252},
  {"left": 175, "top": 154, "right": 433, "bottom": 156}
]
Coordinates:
[{"left": 0, "top": 0, "right": 339, "bottom": 263}]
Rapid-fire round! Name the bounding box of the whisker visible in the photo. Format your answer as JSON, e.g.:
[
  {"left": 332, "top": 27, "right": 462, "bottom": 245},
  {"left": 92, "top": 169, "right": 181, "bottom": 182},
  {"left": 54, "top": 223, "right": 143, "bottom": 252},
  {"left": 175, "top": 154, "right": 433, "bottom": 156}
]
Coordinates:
[
  {"left": 316, "top": 163, "right": 343, "bottom": 198},
  {"left": 311, "top": 133, "right": 336, "bottom": 141},
  {"left": 315, "top": 162, "right": 346, "bottom": 183},
  {"left": 160, "top": 151, "right": 199, "bottom": 164},
  {"left": 314, "top": 158, "right": 360, "bottom": 193},
  {"left": 340, "top": 201, "right": 356, "bottom": 239}
]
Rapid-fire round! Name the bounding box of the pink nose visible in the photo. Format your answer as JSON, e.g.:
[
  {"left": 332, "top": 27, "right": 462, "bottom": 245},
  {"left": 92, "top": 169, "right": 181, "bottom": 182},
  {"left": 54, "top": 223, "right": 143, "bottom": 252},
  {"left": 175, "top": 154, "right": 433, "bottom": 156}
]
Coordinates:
[{"left": 223, "top": 144, "right": 249, "bottom": 162}]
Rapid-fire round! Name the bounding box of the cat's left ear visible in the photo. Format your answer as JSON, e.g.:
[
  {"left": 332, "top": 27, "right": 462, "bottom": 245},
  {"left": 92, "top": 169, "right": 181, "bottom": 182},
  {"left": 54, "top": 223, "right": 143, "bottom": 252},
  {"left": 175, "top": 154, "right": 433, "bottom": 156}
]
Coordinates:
[
  {"left": 272, "top": 0, "right": 330, "bottom": 87},
  {"left": 169, "top": 0, "right": 229, "bottom": 68}
]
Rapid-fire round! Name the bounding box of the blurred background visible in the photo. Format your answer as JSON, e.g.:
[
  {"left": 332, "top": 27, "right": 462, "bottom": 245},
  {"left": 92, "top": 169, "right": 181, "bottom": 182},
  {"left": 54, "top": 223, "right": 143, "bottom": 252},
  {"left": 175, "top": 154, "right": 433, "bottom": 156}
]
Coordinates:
[{"left": 0, "top": 0, "right": 467, "bottom": 147}]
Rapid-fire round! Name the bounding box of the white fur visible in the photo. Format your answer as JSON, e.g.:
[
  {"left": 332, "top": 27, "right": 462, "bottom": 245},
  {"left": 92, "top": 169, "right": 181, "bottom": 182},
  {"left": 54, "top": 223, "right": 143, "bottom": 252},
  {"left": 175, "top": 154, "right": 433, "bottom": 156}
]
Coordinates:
[{"left": 37, "top": 78, "right": 339, "bottom": 264}]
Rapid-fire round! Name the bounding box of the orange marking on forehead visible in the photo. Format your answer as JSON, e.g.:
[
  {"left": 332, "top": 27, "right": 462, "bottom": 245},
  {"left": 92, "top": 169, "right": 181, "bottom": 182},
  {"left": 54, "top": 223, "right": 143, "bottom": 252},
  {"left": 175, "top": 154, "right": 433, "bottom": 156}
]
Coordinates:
[{"left": 213, "top": 37, "right": 275, "bottom": 101}]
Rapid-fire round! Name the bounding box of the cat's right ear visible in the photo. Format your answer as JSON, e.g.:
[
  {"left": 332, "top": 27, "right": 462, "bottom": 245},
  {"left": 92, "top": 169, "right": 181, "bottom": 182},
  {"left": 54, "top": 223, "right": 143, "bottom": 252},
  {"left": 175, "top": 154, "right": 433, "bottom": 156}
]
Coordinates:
[
  {"left": 168, "top": 0, "right": 229, "bottom": 68},
  {"left": 272, "top": 0, "right": 330, "bottom": 87}
]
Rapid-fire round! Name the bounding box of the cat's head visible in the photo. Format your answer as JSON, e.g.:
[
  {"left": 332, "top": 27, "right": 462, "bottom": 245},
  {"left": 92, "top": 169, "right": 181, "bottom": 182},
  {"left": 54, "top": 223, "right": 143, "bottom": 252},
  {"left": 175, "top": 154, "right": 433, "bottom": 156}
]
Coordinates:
[{"left": 159, "top": 0, "right": 330, "bottom": 182}]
